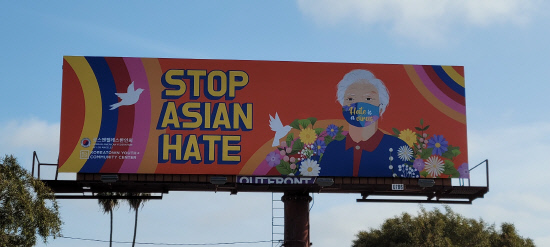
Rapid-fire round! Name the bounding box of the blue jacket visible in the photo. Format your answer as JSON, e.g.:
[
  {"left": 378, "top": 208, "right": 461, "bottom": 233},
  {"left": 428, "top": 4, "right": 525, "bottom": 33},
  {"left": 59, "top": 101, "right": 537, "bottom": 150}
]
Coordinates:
[{"left": 319, "top": 130, "right": 419, "bottom": 178}]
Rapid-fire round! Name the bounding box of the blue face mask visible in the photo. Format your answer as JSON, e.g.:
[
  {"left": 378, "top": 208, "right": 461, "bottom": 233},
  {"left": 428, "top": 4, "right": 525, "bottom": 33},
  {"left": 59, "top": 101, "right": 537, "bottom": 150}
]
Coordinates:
[{"left": 342, "top": 102, "right": 380, "bottom": 127}]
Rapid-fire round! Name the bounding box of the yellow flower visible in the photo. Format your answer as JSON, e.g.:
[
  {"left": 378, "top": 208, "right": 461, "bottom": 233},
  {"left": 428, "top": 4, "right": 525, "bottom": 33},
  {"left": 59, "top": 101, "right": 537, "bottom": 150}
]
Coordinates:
[
  {"left": 398, "top": 128, "right": 416, "bottom": 147},
  {"left": 299, "top": 128, "right": 317, "bottom": 145}
]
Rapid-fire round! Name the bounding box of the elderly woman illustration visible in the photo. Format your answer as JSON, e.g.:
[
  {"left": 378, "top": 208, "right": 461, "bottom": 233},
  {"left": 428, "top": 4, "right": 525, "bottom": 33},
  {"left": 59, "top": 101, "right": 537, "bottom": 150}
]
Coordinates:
[{"left": 320, "top": 69, "right": 419, "bottom": 178}]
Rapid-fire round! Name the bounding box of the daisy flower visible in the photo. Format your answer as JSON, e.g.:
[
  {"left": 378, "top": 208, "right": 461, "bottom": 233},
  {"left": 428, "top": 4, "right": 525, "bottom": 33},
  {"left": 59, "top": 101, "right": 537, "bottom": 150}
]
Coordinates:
[
  {"left": 312, "top": 139, "right": 326, "bottom": 155},
  {"left": 398, "top": 128, "right": 416, "bottom": 147},
  {"left": 397, "top": 145, "right": 413, "bottom": 161},
  {"left": 428, "top": 135, "right": 448, "bottom": 156},
  {"left": 325, "top": 124, "right": 339, "bottom": 137},
  {"left": 299, "top": 159, "right": 321, "bottom": 176},
  {"left": 425, "top": 156, "right": 444, "bottom": 177},
  {"left": 299, "top": 128, "right": 317, "bottom": 145}
]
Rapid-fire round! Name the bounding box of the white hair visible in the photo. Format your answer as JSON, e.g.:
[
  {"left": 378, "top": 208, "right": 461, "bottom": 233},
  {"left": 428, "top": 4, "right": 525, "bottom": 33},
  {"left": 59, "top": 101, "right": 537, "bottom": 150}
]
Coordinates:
[{"left": 336, "top": 69, "right": 390, "bottom": 116}]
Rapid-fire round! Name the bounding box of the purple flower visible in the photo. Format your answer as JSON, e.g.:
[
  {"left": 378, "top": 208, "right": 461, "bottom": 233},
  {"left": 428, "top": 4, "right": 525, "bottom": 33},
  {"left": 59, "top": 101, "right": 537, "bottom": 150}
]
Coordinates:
[
  {"left": 428, "top": 135, "right": 448, "bottom": 156},
  {"left": 265, "top": 151, "right": 281, "bottom": 167},
  {"left": 312, "top": 139, "right": 326, "bottom": 155},
  {"left": 326, "top": 124, "right": 339, "bottom": 137},
  {"left": 413, "top": 158, "right": 425, "bottom": 171},
  {"left": 457, "top": 163, "right": 469, "bottom": 178}
]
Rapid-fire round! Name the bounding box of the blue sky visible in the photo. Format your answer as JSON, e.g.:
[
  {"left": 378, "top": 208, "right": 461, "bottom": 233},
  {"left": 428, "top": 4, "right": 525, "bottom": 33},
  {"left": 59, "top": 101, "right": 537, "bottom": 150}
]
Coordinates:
[{"left": 2, "top": 1, "right": 550, "bottom": 246}]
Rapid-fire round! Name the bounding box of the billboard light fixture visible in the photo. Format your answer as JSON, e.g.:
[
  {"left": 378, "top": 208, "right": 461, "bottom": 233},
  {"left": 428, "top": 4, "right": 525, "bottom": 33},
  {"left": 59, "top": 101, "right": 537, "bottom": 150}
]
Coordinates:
[
  {"left": 100, "top": 174, "right": 119, "bottom": 183},
  {"left": 418, "top": 179, "right": 435, "bottom": 188},
  {"left": 316, "top": 178, "right": 334, "bottom": 187},
  {"left": 210, "top": 176, "right": 227, "bottom": 185}
]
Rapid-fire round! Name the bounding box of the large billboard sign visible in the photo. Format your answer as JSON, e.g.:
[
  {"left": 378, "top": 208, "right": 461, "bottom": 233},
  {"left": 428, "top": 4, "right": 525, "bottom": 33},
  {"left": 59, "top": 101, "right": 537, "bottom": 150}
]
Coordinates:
[{"left": 59, "top": 56, "right": 469, "bottom": 178}]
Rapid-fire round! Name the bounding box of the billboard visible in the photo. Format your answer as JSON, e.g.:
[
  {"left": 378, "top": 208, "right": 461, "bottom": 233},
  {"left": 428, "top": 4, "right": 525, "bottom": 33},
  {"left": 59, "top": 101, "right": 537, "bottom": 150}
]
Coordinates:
[{"left": 59, "top": 56, "right": 468, "bottom": 178}]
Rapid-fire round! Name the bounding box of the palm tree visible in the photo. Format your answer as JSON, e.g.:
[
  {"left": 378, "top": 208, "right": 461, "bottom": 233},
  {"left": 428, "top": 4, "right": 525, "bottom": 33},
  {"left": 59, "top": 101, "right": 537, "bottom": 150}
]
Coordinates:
[
  {"left": 97, "top": 192, "right": 120, "bottom": 247},
  {"left": 125, "top": 192, "right": 150, "bottom": 247}
]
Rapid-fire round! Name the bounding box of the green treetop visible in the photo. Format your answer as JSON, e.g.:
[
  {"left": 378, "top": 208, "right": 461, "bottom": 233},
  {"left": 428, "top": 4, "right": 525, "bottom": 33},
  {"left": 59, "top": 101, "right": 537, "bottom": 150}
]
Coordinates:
[
  {"left": 0, "top": 155, "right": 62, "bottom": 246},
  {"left": 352, "top": 206, "right": 534, "bottom": 247}
]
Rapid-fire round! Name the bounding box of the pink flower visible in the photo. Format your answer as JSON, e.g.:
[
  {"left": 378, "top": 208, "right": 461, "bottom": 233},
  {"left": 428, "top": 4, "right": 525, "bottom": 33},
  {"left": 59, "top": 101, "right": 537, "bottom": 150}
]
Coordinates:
[
  {"left": 290, "top": 157, "right": 296, "bottom": 163},
  {"left": 286, "top": 147, "right": 292, "bottom": 153},
  {"left": 280, "top": 150, "right": 286, "bottom": 156},
  {"left": 290, "top": 163, "right": 297, "bottom": 169},
  {"left": 283, "top": 156, "right": 290, "bottom": 162}
]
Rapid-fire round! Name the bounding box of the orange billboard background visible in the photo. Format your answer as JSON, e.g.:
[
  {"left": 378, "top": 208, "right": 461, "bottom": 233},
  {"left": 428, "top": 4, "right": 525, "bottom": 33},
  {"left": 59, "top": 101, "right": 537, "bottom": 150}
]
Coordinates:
[{"left": 59, "top": 56, "right": 468, "bottom": 178}]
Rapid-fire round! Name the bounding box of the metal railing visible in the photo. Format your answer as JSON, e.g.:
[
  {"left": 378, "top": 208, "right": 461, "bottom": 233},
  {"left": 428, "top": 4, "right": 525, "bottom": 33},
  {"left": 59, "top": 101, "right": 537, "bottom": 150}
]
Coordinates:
[
  {"left": 32, "top": 151, "right": 58, "bottom": 180},
  {"left": 459, "top": 159, "right": 489, "bottom": 190}
]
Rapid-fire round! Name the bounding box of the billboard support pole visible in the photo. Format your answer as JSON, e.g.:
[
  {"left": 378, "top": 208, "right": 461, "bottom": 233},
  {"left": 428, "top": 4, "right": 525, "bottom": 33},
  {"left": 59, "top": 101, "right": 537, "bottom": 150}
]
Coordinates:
[{"left": 282, "top": 191, "right": 312, "bottom": 247}]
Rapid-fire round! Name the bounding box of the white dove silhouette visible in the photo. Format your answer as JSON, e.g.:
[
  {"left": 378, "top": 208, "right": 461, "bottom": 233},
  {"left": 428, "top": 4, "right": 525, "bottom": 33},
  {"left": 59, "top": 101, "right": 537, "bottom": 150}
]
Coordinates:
[
  {"left": 110, "top": 81, "right": 144, "bottom": 110},
  {"left": 269, "top": 112, "right": 291, "bottom": 147}
]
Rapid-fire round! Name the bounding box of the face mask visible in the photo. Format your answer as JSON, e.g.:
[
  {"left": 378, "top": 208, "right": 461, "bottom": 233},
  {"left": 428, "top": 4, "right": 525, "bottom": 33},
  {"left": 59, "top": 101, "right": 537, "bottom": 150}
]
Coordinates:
[{"left": 342, "top": 102, "right": 380, "bottom": 127}]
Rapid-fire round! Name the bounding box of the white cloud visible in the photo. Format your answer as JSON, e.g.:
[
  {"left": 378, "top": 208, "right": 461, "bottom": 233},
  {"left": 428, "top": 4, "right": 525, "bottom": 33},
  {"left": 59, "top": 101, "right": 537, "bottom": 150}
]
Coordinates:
[
  {"left": 0, "top": 118, "right": 60, "bottom": 172},
  {"left": 297, "top": 0, "right": 541, "bottom": 44},
  {"left": 467, "top": 121, "right": 550, "bottom": 187},
  {"left": 462, "top": 121, "right": 550, "bottom": 244}
]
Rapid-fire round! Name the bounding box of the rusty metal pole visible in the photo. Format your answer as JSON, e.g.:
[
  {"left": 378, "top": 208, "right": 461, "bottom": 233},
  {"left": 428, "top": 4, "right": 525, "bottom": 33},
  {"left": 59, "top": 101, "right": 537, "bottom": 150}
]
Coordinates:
[{"left": 282, "top": 192, "right": 312, "bottom": 247}]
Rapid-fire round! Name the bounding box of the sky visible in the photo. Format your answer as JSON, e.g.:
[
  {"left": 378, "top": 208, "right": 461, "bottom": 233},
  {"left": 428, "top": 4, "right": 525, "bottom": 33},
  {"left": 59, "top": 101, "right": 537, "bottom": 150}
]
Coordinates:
[{"left": 1, "top": 0, "right": 550, "bottom": 246}]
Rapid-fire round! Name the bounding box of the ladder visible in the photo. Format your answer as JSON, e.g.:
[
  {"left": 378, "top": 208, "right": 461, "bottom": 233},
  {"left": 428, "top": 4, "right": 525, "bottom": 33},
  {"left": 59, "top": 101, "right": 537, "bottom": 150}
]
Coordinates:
[{"left": 272, "top": 192, "right": 285, "bottom": 247}]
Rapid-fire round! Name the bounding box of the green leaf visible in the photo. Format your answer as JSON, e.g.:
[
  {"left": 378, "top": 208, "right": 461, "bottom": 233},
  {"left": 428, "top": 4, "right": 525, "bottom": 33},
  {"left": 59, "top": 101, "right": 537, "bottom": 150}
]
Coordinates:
[
  {"left": 338, "top": 126, "right": 344, "bottom": 131},
  {"left": 392, "top": 128, "right": 401, "bottom": 136},
  {"left": 292, "top": 139, "right": 304, "bottom": 153},
  {"left": 286, "top": 133, "right": 294, "bottom": 142},
  {"left": 452, "top": 149, "right": 461, "bottom": 156},
  {"left": 443, "top": 160, "right": 460, "bottom": 178},
  {"left": 308, "top": 117, "right": 317, "bottom": 127},
  {"left": 324, "top": 135, "right": 334, "bottom": 145},
  {"left": 421, "top": 125, "right": 430, "bottom": 131},
  {"left": 415, "top": 127, "right": 423, "bottom": 131},
  {"left": 444, "top": 159, "right": 455, "bottom": 169},
  {"left": 289, "top": 119, "right": 301, "bottom": 130},
  {"left": 276, "top": 161, "right": 291, "bottom": 175},
  {"left": 298, "top": 119, "right": 311, "bottom": 129},
  {"left": 314, "top": 128, "right": 324, "bottom": 136},
  {"left": 285, "top": 133, "right": 294, "bottom": 148},
  {"left": 442, "top": 145, "right": 461, "bottom": 160},
  {"left": 335, "top": 132, "right": 346, "bottom": 141},
  {"left": 420, "top": 171, "right": 429, "bottom": 178},
  {"left": 419, "top": 148, "right": 433, "bottom": 159},
  {"left": 420, "top": 118, "right": 424, "bottom": 126}
]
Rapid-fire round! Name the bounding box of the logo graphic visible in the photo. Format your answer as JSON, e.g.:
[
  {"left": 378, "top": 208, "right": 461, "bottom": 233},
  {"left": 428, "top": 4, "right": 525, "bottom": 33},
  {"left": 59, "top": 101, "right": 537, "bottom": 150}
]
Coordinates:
[
  {"left": 110, "top": 81, "right": 144, "bottom": 110},
  {"left": 80, "top": 150, "right": 90, "bottom": 159},
  {"left": 81, "top": 138, "right": 91, "bottom": 148}
]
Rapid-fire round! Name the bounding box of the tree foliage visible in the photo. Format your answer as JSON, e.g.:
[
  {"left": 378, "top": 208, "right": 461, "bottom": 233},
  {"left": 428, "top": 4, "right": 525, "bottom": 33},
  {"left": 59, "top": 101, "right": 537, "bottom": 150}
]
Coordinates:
[
  {"left": 352, "top": 206, "right": 534, "bottom": 247},
  {"left": 0, "top": 155, "right": 62, "bottom": 246}
]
